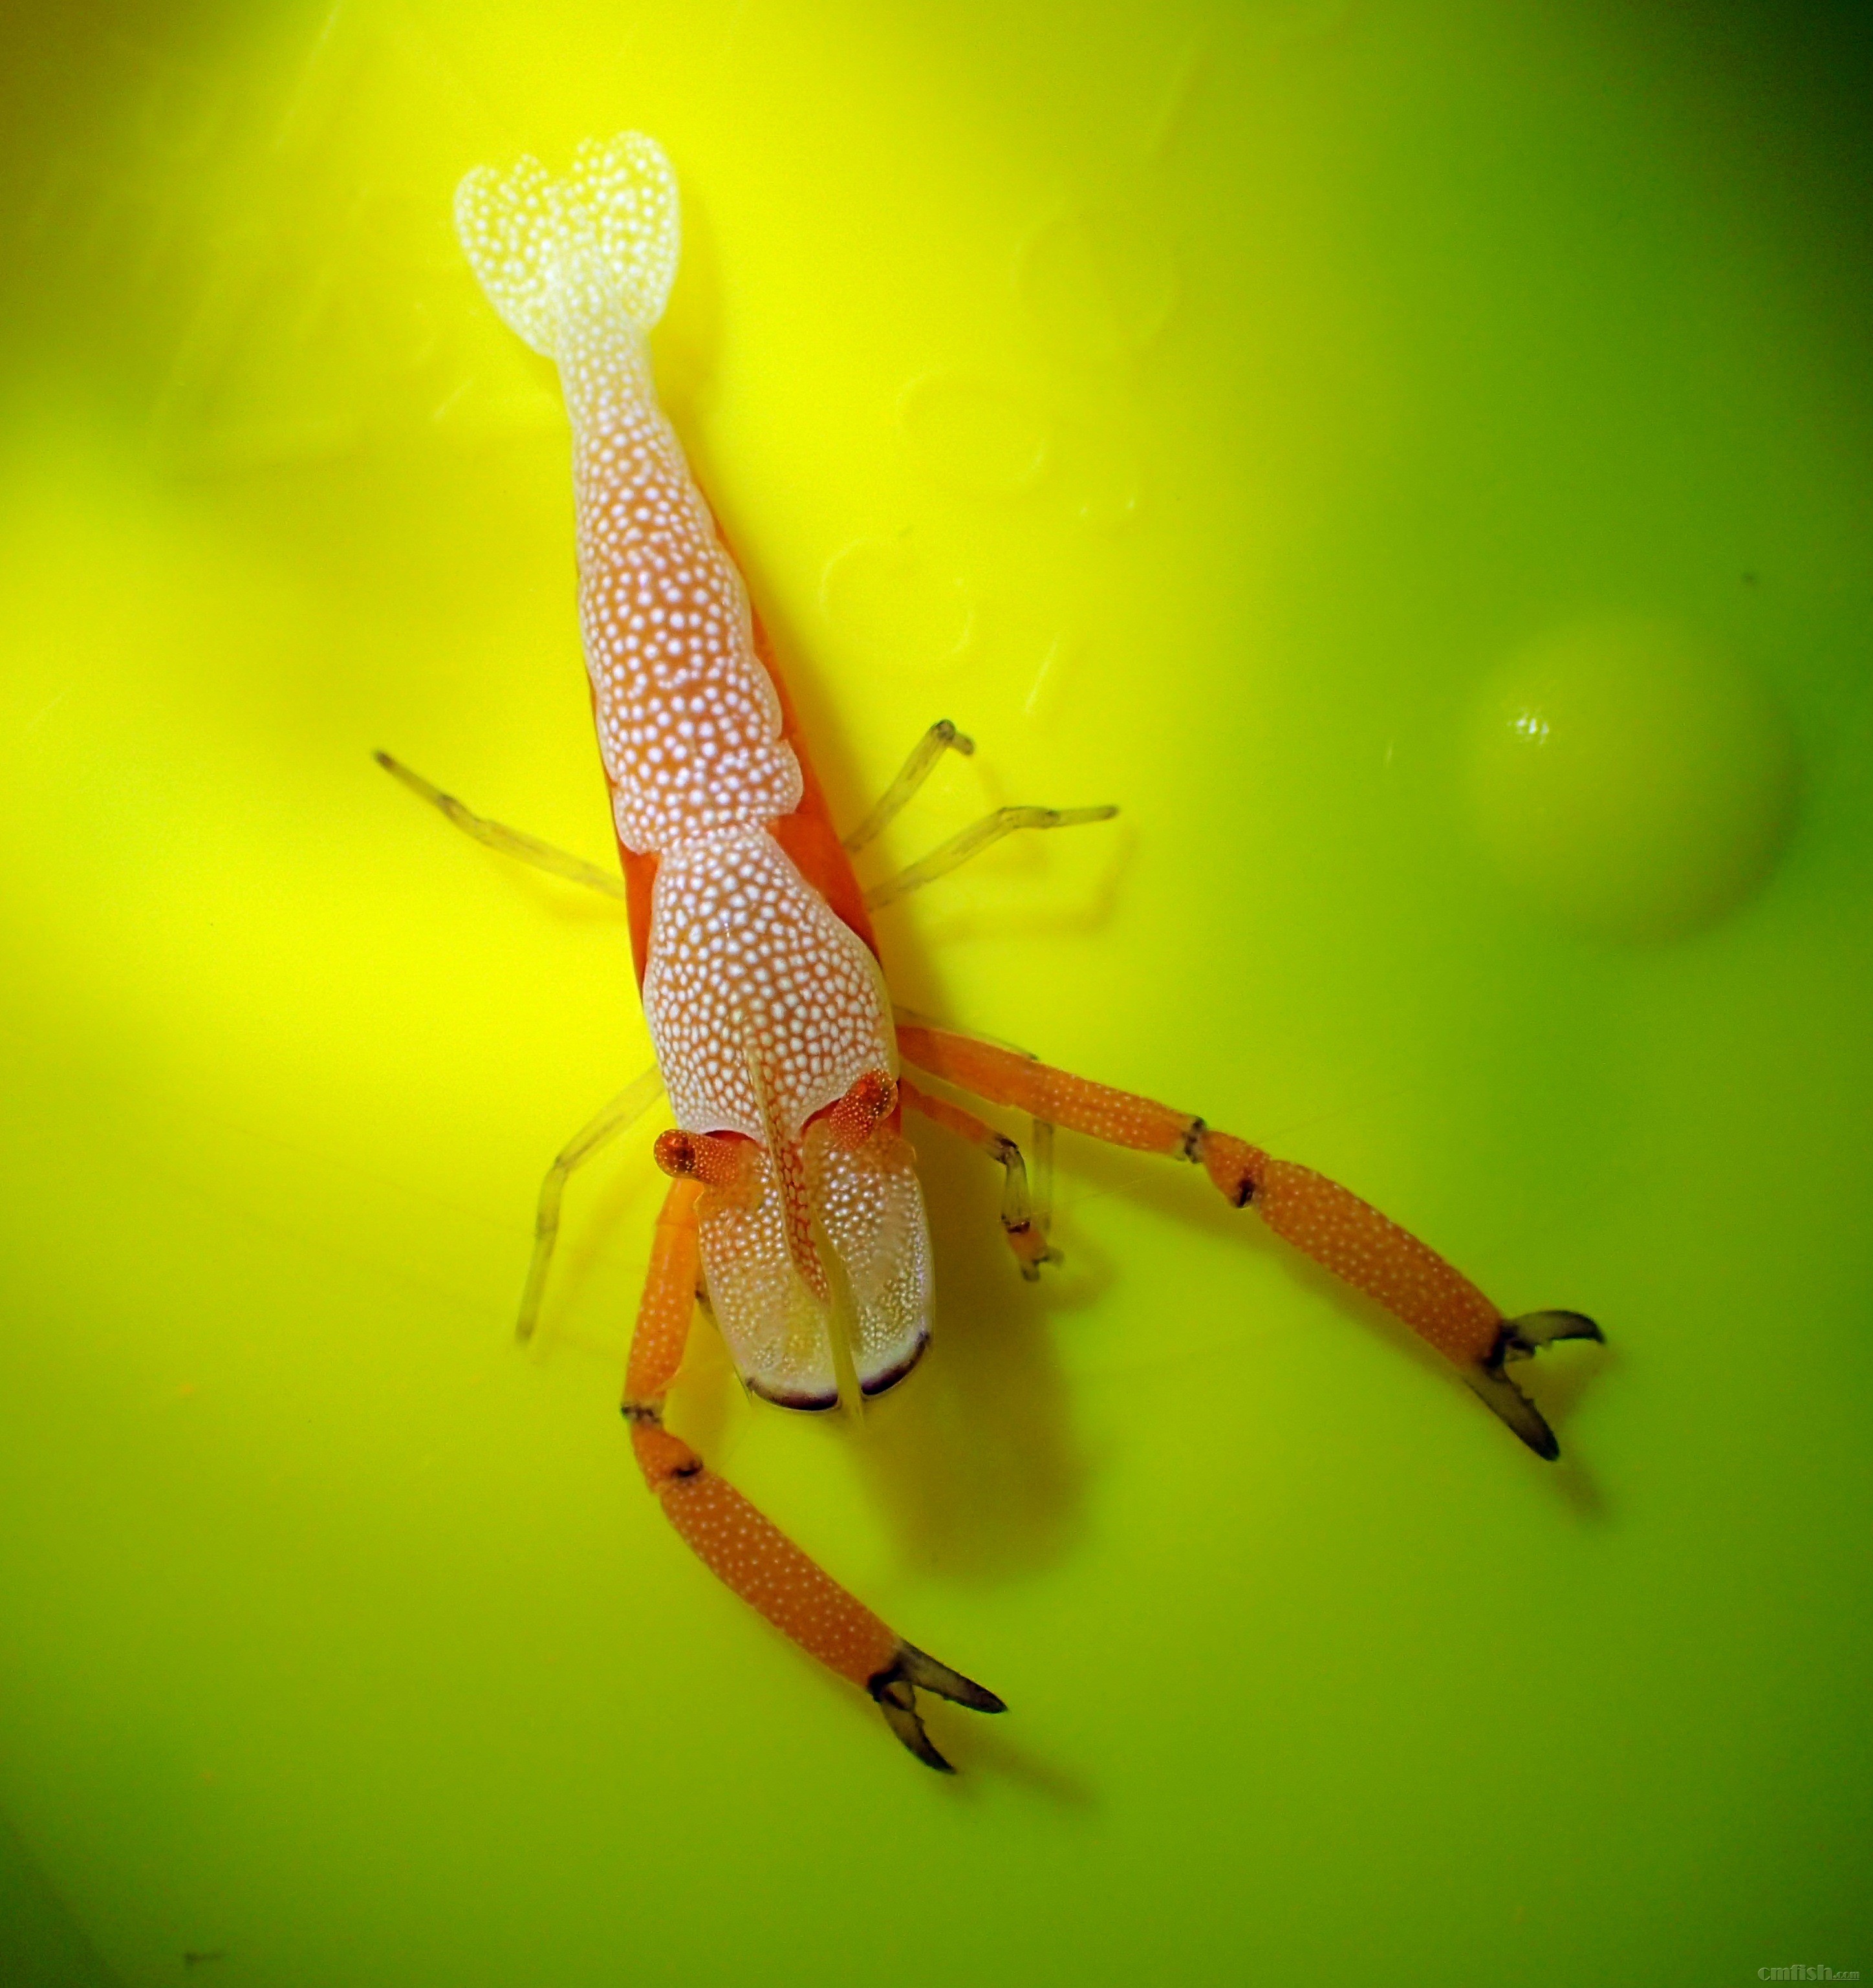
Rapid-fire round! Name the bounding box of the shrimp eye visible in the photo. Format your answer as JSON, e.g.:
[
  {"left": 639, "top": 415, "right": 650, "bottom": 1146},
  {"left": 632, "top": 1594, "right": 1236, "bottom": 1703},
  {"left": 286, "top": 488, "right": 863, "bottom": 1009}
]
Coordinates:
[
  {"left": 655, "top": 1127, "right": 760, "bottom": 1196},
  {"left": 819, "top": 1068, "right": 898, "bottom": 1151}
]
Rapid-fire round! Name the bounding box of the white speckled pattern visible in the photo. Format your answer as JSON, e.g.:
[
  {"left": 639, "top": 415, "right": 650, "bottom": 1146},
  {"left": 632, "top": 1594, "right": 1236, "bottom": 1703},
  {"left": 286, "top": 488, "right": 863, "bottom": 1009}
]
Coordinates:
[
  {"left": 644, "top": 829, "right": 895, "bottom": 1145},
  {"left": 460, "top": 134, "right": 802, "bottom": 856},
  {"left": 455, "top": 135, "right": 933, "bottom": 1405},
  {"left": 566, "top": 329, "right": 805, "bottom": 857}
]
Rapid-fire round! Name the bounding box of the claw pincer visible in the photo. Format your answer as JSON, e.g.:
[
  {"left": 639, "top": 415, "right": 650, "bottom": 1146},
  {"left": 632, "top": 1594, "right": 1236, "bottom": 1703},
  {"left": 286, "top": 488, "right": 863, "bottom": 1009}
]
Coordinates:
[{"left": 898, "top": 1028, "right": 1603, "bottom": 1461}]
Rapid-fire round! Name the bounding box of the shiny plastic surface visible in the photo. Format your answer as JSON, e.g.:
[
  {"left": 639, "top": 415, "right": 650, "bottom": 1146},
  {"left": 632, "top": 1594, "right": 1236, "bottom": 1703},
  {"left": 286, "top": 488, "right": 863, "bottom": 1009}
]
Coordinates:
[{"left": 1, "top": 2, "right": 1868, "bottom": 1982}]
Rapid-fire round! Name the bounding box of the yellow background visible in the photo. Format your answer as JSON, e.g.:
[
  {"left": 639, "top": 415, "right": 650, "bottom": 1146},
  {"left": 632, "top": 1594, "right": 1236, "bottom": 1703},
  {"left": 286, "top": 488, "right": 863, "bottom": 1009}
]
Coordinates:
[{"left": 1, "top": 1, "right": 1868, "bottom": 1982}]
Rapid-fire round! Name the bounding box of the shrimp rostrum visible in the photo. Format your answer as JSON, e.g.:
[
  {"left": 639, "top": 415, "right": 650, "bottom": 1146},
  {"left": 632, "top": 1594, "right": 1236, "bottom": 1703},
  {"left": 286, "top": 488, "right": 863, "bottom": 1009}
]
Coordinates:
[{"left": 382, "top": 135, "right": 1602, "bottom": 1771}]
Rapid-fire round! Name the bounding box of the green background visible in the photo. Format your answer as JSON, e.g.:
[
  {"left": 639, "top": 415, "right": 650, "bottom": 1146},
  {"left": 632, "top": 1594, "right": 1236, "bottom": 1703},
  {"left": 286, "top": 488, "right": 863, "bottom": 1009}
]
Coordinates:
[{"left": 1, "top": 1, "right": 1867, "bottom": 1982}]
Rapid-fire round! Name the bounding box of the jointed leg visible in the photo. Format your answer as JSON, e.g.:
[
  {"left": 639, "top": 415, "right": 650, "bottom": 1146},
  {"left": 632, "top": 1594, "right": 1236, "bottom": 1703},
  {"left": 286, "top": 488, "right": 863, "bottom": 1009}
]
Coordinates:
[
  {"left": 900, "top": 1076, "right": 1059, "bottom": 1279},
  {"left": 897, "top": 1022, "right": 1602, "bottom": 1460},
  {"left": 839, "top": 720, "right": 1118, "bottom": 908},
  {"left": 865, "top": 803, "right": 1119, "bottom": 912},
  {"left": 516, "top": 1067, "right": 665, "bottom": 1342},
  {"left": 624, "top": 1178, "right": 1005, "bottom": 1769},
  {"left": 1029, "top": 1112, "right": 1057, "bottom": 1253},
  {"left": 841, "top": 720, "right": 975, "bottom": 854},
  {"left": 375, "top": 751, "right": 627, "bottom": 899}
]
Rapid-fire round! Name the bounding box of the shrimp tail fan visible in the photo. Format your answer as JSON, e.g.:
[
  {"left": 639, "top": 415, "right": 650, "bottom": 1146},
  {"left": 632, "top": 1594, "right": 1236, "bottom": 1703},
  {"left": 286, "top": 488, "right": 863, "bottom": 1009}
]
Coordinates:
[{"left": 454, "top": 132, "right": 680, "bottom": 359}]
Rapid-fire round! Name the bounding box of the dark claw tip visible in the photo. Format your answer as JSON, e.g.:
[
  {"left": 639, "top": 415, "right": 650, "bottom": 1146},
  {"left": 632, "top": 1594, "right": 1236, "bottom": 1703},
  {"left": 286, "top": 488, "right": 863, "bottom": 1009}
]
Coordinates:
[
  {"left": 869, "top": 1643, "right": 1006, "bottom": 1770},
  {"left": 1505, "top": 1309, "right": 1604, "bottom": 1352},
  {"left": 898, "top": 1641, "right": 1006, "bottom": 1713},
  {"left": 869, "top": 1672, "right": 955, "bottom": 1771},
  {"left": 1464, "top": 1359, "right": 1561, "bottom": 1460},
  {"left": 1465, "top": 1308, "right": 1605, "bottom": 1460}
]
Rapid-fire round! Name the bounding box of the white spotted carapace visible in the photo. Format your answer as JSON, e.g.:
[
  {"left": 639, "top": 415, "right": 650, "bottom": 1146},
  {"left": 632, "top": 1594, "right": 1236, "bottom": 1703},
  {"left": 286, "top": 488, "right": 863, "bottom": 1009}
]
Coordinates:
[{"left": 456, "top": 135, "right": 930, "bottom": 1409}]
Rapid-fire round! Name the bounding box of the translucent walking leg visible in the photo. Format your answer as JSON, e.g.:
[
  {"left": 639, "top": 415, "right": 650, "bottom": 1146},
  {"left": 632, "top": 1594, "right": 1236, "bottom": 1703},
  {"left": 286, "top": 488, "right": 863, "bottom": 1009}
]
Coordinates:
[
  {"left": 375, "top": 751, "right": 626, "bottom": 899},
  {"left": 517, "top": 1065, "right": 666, "bottom": 1343},
  {"left": 898, "top": 1075, "right": 1061, "bottom": 1279},
  {"left": 841, "top": 720, "right": 975, "bottom": 854},
  {"left": 864, "top": 803, "right": 1120, "bottom": 911},
  {"left": 1029, "top": 1112, "right": 1056, "bottom": 1255}
]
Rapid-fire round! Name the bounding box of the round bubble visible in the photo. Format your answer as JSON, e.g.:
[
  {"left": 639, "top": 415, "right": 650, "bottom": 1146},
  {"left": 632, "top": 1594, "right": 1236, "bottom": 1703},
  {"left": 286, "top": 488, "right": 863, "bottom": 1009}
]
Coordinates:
[{"left": 1467, "top": 618, "right": 1797, "bottom": 942}]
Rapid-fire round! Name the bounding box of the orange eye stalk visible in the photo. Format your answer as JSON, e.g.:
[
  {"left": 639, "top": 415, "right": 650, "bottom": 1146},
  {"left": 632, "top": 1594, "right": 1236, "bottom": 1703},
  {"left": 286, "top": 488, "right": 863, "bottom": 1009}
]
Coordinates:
[
  {"left": 816, "top": 1068, "right": 898, "bottom": 1151},
  {"left": 653, "top": 1128, "right": 761, "bottom": 1200}
]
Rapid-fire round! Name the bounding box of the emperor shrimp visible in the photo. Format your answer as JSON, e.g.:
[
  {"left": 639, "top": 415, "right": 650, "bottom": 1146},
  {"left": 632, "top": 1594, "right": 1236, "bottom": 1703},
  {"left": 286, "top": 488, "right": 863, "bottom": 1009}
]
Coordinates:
[{"left": 378, "top": 133, "right": 1603, "bottom": 1771}]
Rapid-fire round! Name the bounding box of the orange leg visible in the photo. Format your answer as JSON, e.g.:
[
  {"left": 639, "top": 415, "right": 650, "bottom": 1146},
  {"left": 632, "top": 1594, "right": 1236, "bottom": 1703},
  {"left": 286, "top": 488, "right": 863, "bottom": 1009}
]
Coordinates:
[
  {"left": 896, "top": 1022, "right": 1601, "bottom": 1459},
  {"left": 899, "top": 1075, "right": 1060, "bottom": 1280},
  {"left": 623, "top": 1175, "right": 1005, "bottom": 1768}
]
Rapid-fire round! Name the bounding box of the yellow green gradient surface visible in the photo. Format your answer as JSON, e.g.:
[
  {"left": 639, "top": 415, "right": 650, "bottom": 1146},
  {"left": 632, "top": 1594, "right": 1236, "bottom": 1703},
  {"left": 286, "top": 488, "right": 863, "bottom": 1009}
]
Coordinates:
[{"left": 2, "top": 1, "right": 1868, "bottom": 1982}]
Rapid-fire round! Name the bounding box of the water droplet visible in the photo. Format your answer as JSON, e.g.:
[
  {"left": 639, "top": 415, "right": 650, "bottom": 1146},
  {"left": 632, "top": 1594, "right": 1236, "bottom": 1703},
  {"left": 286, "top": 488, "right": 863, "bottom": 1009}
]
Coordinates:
[
  {"left": 898, "top": 374, "right": 1049, "bottom": 498},
  {"left": 1467, "top": 618, "right": 1797, "bottom": 942}
]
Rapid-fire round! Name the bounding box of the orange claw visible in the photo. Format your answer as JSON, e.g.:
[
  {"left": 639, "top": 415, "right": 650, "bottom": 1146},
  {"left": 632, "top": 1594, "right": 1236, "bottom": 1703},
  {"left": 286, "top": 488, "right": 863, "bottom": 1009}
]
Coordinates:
[
  {"left": 897, "top": 1023, "right": 1201, "bottom": 1161},
  {"left": 625, "top": 1177, "right": 705, "bottom": 1404},
  {"left": 898, "top": 1022, "right": 1602, "bottom": 1458},
  {"left": 631, "top": 1423, "right": 898, "bottom": 1684},
  {"left": 1198, "top": 1145, "right": 1603, "bottom": 1455},
  {"left": 624, "top": 1178, "right": 1004, "bottom": 1767},
  {"left": 1202, "top": 1140, "right": 1499, "bottom": 1364}
]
